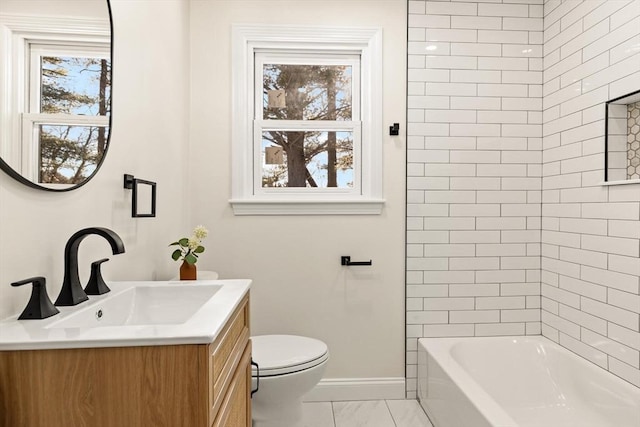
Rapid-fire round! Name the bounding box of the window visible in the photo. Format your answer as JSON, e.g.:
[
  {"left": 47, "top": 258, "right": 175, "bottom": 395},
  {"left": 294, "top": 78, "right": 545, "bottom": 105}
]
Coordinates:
[
  {"left": 231, "top": 25, "right": 383, "bottom": 215},
  {"left": 0, "top": 14, "right": 111, "bottom": 188}
]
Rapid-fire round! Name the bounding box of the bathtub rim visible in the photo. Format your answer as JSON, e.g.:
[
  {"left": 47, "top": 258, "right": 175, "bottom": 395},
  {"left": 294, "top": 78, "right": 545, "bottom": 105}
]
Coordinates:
[{"left": 418, "top": 335, "right": 640, "bottom": 427}]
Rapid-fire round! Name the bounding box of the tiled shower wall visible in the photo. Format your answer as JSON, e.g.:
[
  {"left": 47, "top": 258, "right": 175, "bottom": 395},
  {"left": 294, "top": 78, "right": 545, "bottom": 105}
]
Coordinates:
[
  {"left": 540, "top": 0, "right": 640, "bottom": 387},
  {"left": 406, "top": 0, "right": 544, "bottom": 397},
  {"left": 406, "top": 0, "right": 640, "bottom": 396}
]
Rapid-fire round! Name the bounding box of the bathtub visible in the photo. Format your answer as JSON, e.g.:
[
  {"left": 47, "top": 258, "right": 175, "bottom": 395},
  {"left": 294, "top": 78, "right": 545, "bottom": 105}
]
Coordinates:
[{"left": 417, "top": 336, "right": 640, "bottom": 427}]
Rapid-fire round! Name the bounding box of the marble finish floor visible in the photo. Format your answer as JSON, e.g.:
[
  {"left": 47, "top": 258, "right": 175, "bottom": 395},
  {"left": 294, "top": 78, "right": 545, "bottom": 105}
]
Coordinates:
[{"left": 301, "top": 399, "right": 433, "bottom": 427}]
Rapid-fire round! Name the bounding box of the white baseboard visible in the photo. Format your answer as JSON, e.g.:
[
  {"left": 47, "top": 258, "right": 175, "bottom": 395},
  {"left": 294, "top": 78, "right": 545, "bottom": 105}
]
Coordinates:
[{"left": 302, "top": 377, "right": 406, "bottom": 402}]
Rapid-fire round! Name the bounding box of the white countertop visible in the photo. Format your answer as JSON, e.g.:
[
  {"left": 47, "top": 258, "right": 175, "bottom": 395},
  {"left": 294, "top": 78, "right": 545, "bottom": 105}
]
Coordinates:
[{"left": 0, "top": 279, "right": 251, "bottom": 351}]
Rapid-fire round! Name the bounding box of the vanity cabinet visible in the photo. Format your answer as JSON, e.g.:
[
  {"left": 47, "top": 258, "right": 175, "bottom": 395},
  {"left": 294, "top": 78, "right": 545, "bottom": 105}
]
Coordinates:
[{"left": 0, "top": 294, "right": 251, "bottom": 427}]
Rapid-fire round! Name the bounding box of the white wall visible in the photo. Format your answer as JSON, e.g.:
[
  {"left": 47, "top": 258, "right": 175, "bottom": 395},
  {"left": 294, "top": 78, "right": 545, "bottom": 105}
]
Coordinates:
[
  {"left": 406, "top": 0, "right": 544, "bottom": 397},
  {"left": 189, "top": 0, "right": 407, "bottom": 385},
  {"left": 0, "top": 0, "right": 191, "bottom": 319},
  {"left": 541, "top": 0, "right": 640, "bottom": 388}
]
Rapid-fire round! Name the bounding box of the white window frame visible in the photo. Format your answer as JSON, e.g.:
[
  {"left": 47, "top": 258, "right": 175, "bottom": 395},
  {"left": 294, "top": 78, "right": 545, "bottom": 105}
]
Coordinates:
[
  {"left": 231, "top": 24, "right": 384, "bottom": 215},
  {"left": 0, "top": 14, "right": 110, "bottom": 188}
]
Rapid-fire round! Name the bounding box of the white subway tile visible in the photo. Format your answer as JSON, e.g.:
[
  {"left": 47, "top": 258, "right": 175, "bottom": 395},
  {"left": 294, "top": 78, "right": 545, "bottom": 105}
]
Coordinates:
[
  {"left": 451, "top": 177, "right": 502, "bottom": 190},
  {"left": 478, "top": 3, "right": 529, "bottom": 17},
  {"left": 450, "top": 123, "right": 501, "bottom": 137},
  {"left": 559, "top": 304, "right": 608, "bottom": 335},
  {"left": 502, "top": 97, "right": 543, "bottom": 111},
  {"left": 581, "top": 265, "right": 640, "bottom": 295},
  {"left": 582, "top": 203, "right": 640, "bottom": 221},
  {"left": 542, "top": 311, "right": 581, "bottom": 338},
  {"left": 425, "top": 109, "right": 477, "bottom": 123},
  {"left": 479, "top": 57, "right": 529, "bottom": 71},
  {"left": 423, "top": 297, "right": 475, "bottom": 311},
  {"left": 425, "top": 136, "right": 476, "bottom": 150},
  {"left": 407, "top": 284, "right": 449, "bottom": 298},
  {"left": 423, "top": 270, "right": 475, "bottom": 284},
  {"left": 560, "top": 19, "right": 609, "bottom": 60},
  {"left": 425, "top": 82, "right": 476, "bottom": 96},
  {"left": 477, "top": 217, "right": 527, "bottom": 230},
  {"left": 408, "top": 69, "right": 451, "bottom": 83},
  {"left": 541, "top": 284, "right": 580, "bottom": 309},
  {"left": 451, "top": 70, "right": 501, "bottom": 83},
  {"left": 407, "top": 258, "right": 449, "bottom": 274},
  {"left": 424, "top": 217, "right": 475, "bottom": 230},
  {"left": 424, "top": 190, "right": 476, "bottom": 204},
  {"left": 409, "top": 14, "right": 452, "bottom": 29},
  {"left": 477, "top": 243, "right": 527, "bottom": 257},
  {"left": 450, "top": 283, "right": 500, "bottom": 297},
  {"left": 425, "top": 28, "right": 478, "bottom": 43},
  {"left": 451, "top": 43, "right": 502, "bottom": 57},
  {"left": 476, "top": 296, "right": 526, "bottom": 309},
  {"left": 503, "top": 17, "right": 543, "bottom": 31},
  {"left": 424, "top": 244, "right": 476, "bottom": 257},
  {"left": 584, "top": 16, "right": 640, "bottom": 61},
  {"left": 478, "top": 30, "right": 529, "bottom": 44},
  {"left": 608, "top": 289, "right": 640, "bottom": 315},
  {"left": 450, "top": 310, "right": 500, "bottom": 323},
  {"left": 423, "top": 324, "right": 474, "bottom": 338},
  {"left": 407, "top": 310, "right": 448, "bottom": 324},
  {"left": 478, "top": 84, "right": 529, "bottom": 97},
  {"left": 608, "top": 254, "right": 640, "bottom": 277},
  {"left": 426, "top": 1, "right": 478, "bottom": 16},
  {"left": 502, "top": 309, "right": 540, "bottom": 322},
  {"left": 477, "top": 164, "right": 528, "bottom": 177},
  {"left": 450, "top": 257, "right": 500, "bottom": 270},
  {"left": 451, "top": 96, "right": 501, "bottom": 110},
  {"left": 477, "top": 269, "right": 527, "bottom": 284},
  {"left": 451, "top": 230, "right": 501, "bottom": 243},
  {"left": 451, "top": 16, "right": 502, "bottom": 30},
  {"left": 476, "top": 322, "right": 526, "bottom": 336},
  {"left": 478, "top": 111, "right": 528, "bottom": 124},
  {"left": 581, "top": 297, "right": 640, "bottom": 331},
  {"left": 559, "top": 246, "right": 607, "bottom": 269},
  {"left": 425, "top": 56, "right": 479, "bottom": 70},
  {"left": 503, "top": 71, "right": 543, "bottom": 84},
  {"left": 502, "top": 230, "right": 540, "bottom": 243}
]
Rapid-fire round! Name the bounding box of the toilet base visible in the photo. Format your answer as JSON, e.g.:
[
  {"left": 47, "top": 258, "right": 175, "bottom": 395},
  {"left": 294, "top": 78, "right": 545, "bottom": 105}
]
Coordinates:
[{"left": 252, "top": 397, "right": 303, "bottom": 427}]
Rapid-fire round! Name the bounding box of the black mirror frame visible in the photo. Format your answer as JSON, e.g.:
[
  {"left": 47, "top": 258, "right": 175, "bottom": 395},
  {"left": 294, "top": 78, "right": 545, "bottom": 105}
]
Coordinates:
[{"left": 0, "top": 0, "right": 114, "bottom": 192}]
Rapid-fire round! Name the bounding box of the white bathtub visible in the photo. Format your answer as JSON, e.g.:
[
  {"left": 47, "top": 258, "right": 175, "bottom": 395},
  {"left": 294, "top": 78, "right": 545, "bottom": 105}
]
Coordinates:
[{"left": 418, "top": 336, "right": 640, "bottom": 427}]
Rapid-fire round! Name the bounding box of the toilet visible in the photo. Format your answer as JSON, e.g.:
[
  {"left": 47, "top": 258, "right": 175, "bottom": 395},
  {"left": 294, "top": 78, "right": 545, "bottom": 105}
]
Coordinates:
[{"left": 251, "top": 335, "right": 329, "bottom": 427}]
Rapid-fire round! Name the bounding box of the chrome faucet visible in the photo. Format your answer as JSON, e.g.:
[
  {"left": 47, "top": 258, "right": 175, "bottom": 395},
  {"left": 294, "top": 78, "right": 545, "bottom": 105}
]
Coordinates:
[{"left": 54, "top": 227, "right": 125, "bottom": 306}]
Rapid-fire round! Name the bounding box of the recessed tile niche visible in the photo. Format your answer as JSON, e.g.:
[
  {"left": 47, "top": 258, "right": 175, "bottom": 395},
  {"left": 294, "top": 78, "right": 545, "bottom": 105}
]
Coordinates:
[{"left": 605, "top": 89, "right": 640, "bottom": 183}]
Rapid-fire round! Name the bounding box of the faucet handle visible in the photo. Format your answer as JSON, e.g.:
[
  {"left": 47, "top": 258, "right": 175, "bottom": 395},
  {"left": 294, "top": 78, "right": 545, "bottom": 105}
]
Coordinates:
[
  {"left": 11, "top": 277, "right": 60, "bottom": 320},
  {"left": 84, "top": 258, "right": 111, "bottom": 295}
]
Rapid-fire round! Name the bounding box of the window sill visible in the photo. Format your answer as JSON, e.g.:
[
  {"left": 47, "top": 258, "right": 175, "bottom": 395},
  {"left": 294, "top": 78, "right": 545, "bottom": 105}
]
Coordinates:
[{"left": 229, "top": 199, "right": 385, "bottom": 215}]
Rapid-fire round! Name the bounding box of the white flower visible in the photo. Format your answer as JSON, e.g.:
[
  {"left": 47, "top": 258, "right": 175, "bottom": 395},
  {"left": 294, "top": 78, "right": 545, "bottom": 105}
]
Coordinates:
[
  {"left": 193, "top": 225, "right": 208, "bottom": 240},
  {"left": 188, "top": 236, "right": 200, "bottom": 250}
]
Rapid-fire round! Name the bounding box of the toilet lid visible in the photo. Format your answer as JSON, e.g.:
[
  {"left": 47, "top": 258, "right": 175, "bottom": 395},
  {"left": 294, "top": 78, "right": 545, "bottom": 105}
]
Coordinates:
[{"left": 251, "top": 335, "right": 329, "bottom": 377}]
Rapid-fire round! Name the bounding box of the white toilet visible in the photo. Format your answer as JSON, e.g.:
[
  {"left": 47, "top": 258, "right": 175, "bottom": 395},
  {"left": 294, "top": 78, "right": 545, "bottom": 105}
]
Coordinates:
[{"left": 251, "top": 335, "right": 329, "bottom": 427}]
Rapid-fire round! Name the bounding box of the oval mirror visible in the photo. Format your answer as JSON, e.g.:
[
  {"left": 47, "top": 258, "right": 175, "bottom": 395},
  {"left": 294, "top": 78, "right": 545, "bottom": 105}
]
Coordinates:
[{"left": 0, "top": 0, "right": 112, "bottom": 191}]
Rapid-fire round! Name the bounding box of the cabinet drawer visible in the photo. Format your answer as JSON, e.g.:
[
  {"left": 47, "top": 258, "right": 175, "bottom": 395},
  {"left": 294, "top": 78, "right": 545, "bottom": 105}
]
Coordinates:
[
  {"left": 212, "top": 341, "right": 252, "bottom": 427},
  {"left": 209, "top": 295, "right": 249, "bottom": 421}
]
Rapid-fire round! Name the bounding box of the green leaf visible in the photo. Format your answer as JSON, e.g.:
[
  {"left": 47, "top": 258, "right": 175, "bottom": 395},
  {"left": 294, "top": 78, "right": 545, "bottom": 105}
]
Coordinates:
[
  {"left": 178, "top": 238, "right": 189, "bottom": 246},
  {"left": 169, "top": 241, "right": 180, "bottom": 246},
  {"left": 185, "top": 253, "right": 197, "bottom": 264},
  {"left": 194, "top": 246, "right": 205, "bottom": 253},
  {"left": 171, "top": 249, "right": 182, "bottom": 261}
]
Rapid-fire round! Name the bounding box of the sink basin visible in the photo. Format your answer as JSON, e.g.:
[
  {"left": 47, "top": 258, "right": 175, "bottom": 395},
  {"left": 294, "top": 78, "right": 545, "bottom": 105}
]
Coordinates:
[
  {"left": 0, "top": 279, "right": 251, "bottom": 351},
  {"left": 47, "top": 284, "right": 221, "bottom": 328}
]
